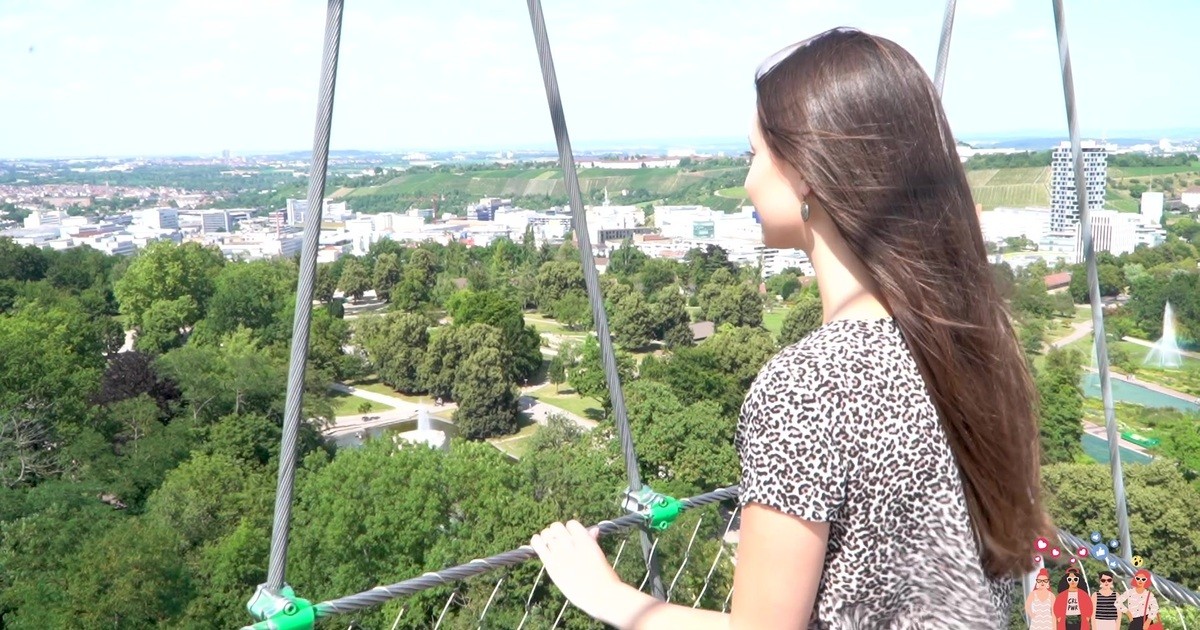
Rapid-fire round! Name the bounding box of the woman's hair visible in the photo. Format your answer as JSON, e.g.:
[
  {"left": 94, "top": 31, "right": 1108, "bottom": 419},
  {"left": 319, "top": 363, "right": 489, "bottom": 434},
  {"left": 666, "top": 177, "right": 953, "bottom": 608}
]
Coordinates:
[
  {"left": 1132, "top": 569, "right": 1154, "bottom": 589},
  {"left": 1058, "top": 567, "right": 1089, "bottom": 594},
  {"left": 754, "top": 27, "right": 1044, "bottom": 577},
  {"left": 1098, "top": 570, "right": 1116, "bottom": 583}
]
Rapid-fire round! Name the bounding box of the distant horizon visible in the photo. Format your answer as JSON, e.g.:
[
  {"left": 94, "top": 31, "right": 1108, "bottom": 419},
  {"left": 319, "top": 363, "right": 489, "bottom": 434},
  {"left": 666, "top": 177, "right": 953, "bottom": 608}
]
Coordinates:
[{"left": 6, "top": 128, "right": 1200, "bottom": 163}]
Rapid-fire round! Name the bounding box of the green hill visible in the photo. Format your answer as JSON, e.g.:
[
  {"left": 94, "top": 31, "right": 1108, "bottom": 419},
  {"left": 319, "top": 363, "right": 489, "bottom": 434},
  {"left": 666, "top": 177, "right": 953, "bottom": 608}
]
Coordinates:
[{"left": 332, "top": 166, "right": 749, "bottom": 212}]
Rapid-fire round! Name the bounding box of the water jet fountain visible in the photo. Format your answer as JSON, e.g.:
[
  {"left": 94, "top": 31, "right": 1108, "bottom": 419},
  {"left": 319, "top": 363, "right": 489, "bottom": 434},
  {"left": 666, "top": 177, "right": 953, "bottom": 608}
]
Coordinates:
[{"left": 1143, "top": 301, "right": 1183, "bottom": 369}]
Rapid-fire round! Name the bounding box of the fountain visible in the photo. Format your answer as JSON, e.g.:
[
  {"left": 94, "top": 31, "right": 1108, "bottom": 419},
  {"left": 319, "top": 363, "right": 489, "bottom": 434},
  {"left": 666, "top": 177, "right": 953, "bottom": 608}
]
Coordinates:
[
  {"left": 1143, "top": 301, "right": 1183, "bottom": 369},
  {"left": 396, "top": 408, "right": 449, "bottom": 450}
]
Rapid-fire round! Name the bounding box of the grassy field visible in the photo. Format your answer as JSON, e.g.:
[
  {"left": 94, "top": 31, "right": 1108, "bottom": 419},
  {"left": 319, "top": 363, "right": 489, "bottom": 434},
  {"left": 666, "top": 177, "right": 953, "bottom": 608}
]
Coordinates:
[
  {"left": 347, "top": 377, "right": 437, "bottom": 405},
  {"left": 488, "top": 416, "right": 541, "bottom": 459},
  {"left": 334, "top": 167, "right": 747, "bottom": 202},
  {"left": 762, "top": 309, "right": 788, "bottom": 336},
  {"left": 966, "top": 167, "right": 1051, "bottom": 210},
  {"left": 330, "top": 390, "right": 396, "bottom": 416},
  {"left": 1110, "top": 161, "right": 1200, "bottom": 178},
  {"left": 529, "top": 383, "right": 604, "bottom": 422}
]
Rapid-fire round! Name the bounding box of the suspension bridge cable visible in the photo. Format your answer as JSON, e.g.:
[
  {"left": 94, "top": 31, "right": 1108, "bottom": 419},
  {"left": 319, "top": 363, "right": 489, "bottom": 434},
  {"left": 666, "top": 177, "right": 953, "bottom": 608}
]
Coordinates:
[
  {"left": 523, "top": 0, "right": 665, "bottom": 600},
  {"left": 932, "top": 0, "right": 957, "bottom": 97},
  {"left": 1050, "top": 0, "right": 1134, "bottom": 567},
  {"left": 264, "top": 0, "right": 345, "bottom": 595},
  {"left": 237, "top": 486, "right": 739, "bottom": 628}
]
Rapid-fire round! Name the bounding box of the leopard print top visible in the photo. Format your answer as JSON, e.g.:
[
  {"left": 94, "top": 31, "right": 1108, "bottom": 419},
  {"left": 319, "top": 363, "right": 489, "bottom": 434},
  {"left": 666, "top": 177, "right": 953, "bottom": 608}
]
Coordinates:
[{"left": 735, "top": 318, "right": 1013, "bottom": 628}]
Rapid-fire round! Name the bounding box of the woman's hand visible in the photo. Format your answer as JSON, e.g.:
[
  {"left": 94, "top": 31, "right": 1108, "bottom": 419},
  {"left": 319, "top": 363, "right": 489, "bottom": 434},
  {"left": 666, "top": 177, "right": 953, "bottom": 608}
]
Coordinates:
[{"left": 530, "top": 520, "right": 623, "bottom": 619}]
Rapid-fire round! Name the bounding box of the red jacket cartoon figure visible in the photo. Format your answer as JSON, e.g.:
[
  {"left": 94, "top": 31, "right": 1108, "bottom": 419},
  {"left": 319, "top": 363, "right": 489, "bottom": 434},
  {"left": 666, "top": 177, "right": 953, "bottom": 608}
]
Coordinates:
[{"left": 1053, "top": 567, "right": 1094, "bottom": 630}]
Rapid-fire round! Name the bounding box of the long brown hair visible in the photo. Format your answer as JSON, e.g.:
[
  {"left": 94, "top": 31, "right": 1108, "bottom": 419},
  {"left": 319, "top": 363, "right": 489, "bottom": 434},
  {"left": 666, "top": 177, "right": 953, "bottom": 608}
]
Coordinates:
[{"left": 755, "top": 27, "right": 1043, "bottom": 577}]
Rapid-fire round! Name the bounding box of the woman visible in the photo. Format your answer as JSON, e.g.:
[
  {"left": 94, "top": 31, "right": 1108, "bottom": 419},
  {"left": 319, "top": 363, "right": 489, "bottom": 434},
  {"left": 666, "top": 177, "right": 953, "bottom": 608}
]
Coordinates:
[
  {"left": 530, "top": 27, "right": 1045, "bottom": 628},
  {"left": 1053, "top": 567, "right": 1093, "bottom": 630},
  {"left": 1091, "top": 570, "right": 1119, "bottom": 630},
  {"left": 1117, "top": 569, "right": 1161, "bottom": 630},
  {"left": 1027, "top": 568, "right": 1056, "bottom": 630}
]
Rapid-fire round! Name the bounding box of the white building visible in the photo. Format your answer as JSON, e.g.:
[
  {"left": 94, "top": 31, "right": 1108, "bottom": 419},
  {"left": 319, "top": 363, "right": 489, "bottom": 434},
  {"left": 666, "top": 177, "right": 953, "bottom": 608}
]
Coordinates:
[
  {"left": 761, "top": 248, "right": 813, "bottom": 278},
  {"left": 1183, "top": 187, "right": 1200, "bottom": 212},
  {"left": 1140, "top": 191, "right": 1164, "bottom": 226},
  {"left": 23, "top": 210, "right": 67, "bottom": 228},
  {"left": 325, "top": 201, "right": 351, "bottom": 222},
  {"left": 133, "top": 207, "right": 179, "bottom": 230},
  {"left": 1050, "top": 141, "right": 1106, "bottom": 233},
  {"left": 286, "top": 199, "right": 309, "bottom": 225},
  {"left": 199, "top": 209, "right": 233, "bottom": 233},
  {"left": 1072, "top": 210, "right": 1163, "bottom": 263},
  {"left": 979, "top": 207, "right": 1051, "bottom": 244}
]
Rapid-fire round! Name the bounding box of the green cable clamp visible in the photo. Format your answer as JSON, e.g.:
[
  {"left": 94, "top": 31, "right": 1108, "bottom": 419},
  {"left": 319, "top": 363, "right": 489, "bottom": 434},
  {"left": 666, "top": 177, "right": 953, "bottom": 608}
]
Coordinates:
[
  {"left": 244, "top": 584, "right": 315, "bottom": 630},
  {"left": 622, "top": 485, "right": 683, "bottom": 532}
]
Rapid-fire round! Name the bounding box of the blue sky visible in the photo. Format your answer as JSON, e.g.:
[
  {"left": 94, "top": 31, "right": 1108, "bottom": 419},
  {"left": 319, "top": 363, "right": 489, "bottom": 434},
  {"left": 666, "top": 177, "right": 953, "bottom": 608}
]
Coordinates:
[{"left": 1, "top": 0, "right": 1196, "bottom": 158}]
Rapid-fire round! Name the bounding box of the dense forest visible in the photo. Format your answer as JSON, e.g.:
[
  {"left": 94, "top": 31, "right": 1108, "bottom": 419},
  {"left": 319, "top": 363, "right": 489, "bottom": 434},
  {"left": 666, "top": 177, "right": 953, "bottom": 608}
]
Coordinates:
[{"left": 2, "top": 217, "right": 1200, "bottom": 627}]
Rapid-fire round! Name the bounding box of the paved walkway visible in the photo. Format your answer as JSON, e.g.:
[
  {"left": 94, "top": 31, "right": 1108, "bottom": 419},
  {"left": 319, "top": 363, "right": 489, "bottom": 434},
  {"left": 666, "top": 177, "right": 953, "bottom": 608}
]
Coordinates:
[
  {"left": 1081, "top": 420, "right": 1151, "bottom": 457},
  {"left": 324, "top": 382, "right": 456, "bottom": 437},
  {"left": 1050, "top": 319, "right": 1094, "bottom": 349}
]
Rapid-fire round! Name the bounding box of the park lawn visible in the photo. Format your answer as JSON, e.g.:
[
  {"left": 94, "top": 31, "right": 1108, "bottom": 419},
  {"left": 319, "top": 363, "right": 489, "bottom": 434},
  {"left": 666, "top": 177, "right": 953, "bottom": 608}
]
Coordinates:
[
  {"left": 1059, "top": 334, "right": 1200, "bottom": 394},
  {"left": 347, "top": 376, "right": 437, "bottom": 404},
  {"left": 529, "top": 383, "right": 604, "bottom": 421},
  {"left": 488, "top": 416, "right": 541, "bottom": 458},
  {"left": 330, "top": 389, "right": 396, "bottom": 416},
  {"left": 762, "top": 309, "right": 788, "bottom": 335}
]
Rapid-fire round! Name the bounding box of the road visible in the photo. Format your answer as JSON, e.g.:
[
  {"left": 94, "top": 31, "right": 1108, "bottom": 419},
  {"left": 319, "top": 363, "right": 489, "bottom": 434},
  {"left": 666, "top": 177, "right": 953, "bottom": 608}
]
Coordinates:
[
  {"left": 1050, "top": 319, "right": 1094, "bottom": 349},
  {"left": 325, "top": 381, "right": 595, "bottom": 436}
]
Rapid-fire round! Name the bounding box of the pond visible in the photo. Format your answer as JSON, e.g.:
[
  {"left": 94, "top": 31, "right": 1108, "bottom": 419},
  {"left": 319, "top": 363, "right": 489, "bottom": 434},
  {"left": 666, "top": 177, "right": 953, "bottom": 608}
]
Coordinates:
[
  {"left": 1080, "top": 433, "right": 1153, "bottom": 466},
  {"left": 1080, "top": 373, "right": 1199, "bottom": 413},
  {"left": 331, "top": 415, "right": 458, "bottom": 449}
]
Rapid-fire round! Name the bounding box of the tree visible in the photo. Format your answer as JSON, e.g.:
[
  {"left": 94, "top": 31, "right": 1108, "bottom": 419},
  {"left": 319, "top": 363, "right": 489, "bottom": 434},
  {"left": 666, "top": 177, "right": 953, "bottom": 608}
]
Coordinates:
[
  {"left": 315, "top": 263, "right": 339, "bottom": 303},
  {"left": 113, "top": 240, "right": 225, "bottom": 331},
  {"left": 420, "top": 324, "right": 512, "bottom": 401},
  {"left": 639, "top": 258, "right": 679, "bottom": 295},
  {"left": 1043, "top": 460, "right": 1200, "bottom": 585},
  {"left": 765, "top": 272, "right": 801, "bottom": 300},
  {"left": 338, "top": 257, "right": 370, "bottom": 302},
  {"left": 534, "top": 259, "right": 585, "bottom": 312},
  {"left": 550, "top": 290, "right": 591, "bottom": 330},
  {"left": 650, "top": 287, "right": 692, "bottom": 349},
  {"left": 1012, "top": 275, "right": 1055, "bottom": 319},
  {"left": 610, "top": 291, "right": 655, "bottom": 349},
  {"left": 1037, "top": 348, "right": 1085, "bottom": 464},
  {"left": 778, "top": 294, "right": 823, "bottom": 347},
  {"left": 93, "top": 350, "right": 182, "bottom": 413},
  {"left": 136, "top": 295, "right": 198, "bottom": 354},
  {"left": 1052, "top": 291, "right": 1075, "bottom": 317},
  {"left": 701, "top": 282, "right": 763, "bottom": 328},
  {"left": 355, "top": 312, "right": 431, "bottom": 394},
  {"left": 683, "top": 244, "right": 735, "bottom": 290},
  {"left": 0, "top": 238, "right": 50, "bottom": 282},
  {"left": 372, "top": 252, "right": 401, "bottom": 302},
  {"left": 702, "top": 325, "right": 777, "bottom": 389},
  {"left": 1019, "top": 318, "right": 1046, "bottom": 357},
  {"left": 548, "top": 354, "right": 566, "bottom": 393},
  {"left": 567, "top": 335, "right": 633, "bottom": 413},
  {"left": 607, "top": 240, "right": 648, "bottom": 277},
  {"left": 392, "top": 248, "right": 439, "bottom": 310},
  {"left": 624, "top": 381, "right": 739, "bottom": 494},
  {"left": 445, "top": 289, "right": 542, "bottom": 382},
  {"left": 196, "top": 259, "right": 296, "bottom": 346},
  {"left": 453, "top": 346, "right": 520, "bottom": 439}
]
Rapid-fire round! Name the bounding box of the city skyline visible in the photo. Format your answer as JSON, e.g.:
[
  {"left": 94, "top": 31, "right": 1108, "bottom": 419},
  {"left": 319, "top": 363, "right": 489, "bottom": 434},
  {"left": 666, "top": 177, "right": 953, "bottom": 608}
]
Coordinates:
[{"left": 3, "top": 0, "right": 1199, "bottom": 159}]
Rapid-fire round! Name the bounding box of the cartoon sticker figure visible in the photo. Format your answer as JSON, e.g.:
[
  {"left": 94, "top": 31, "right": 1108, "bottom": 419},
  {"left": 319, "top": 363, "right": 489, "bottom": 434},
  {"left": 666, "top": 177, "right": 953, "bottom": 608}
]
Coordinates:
[
  {"left": 1116, "top": 569, "right": 1161, "bottom": 630},
  {"left": 1090, "top": 570, "right": 1119, "bottom": 630},
  {"left": 1053, "top": 566, "right": 1093, "bottom": 630},
  {"left": 1026, "top": 567, "right": 1055, "bottom": 629}
]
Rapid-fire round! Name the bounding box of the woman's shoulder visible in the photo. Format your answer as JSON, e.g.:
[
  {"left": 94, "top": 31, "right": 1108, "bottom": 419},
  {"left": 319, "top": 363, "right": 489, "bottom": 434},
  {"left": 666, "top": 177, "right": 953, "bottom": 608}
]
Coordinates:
[{"left": 754, "top": 317, "right": 907, "bottom": 396}]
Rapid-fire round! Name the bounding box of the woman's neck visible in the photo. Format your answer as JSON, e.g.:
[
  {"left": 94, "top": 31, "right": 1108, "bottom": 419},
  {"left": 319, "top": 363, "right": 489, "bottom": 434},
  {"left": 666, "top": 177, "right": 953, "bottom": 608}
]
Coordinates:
[{"left": 808, "top": 231, "right": 889, "bottom": 323}]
